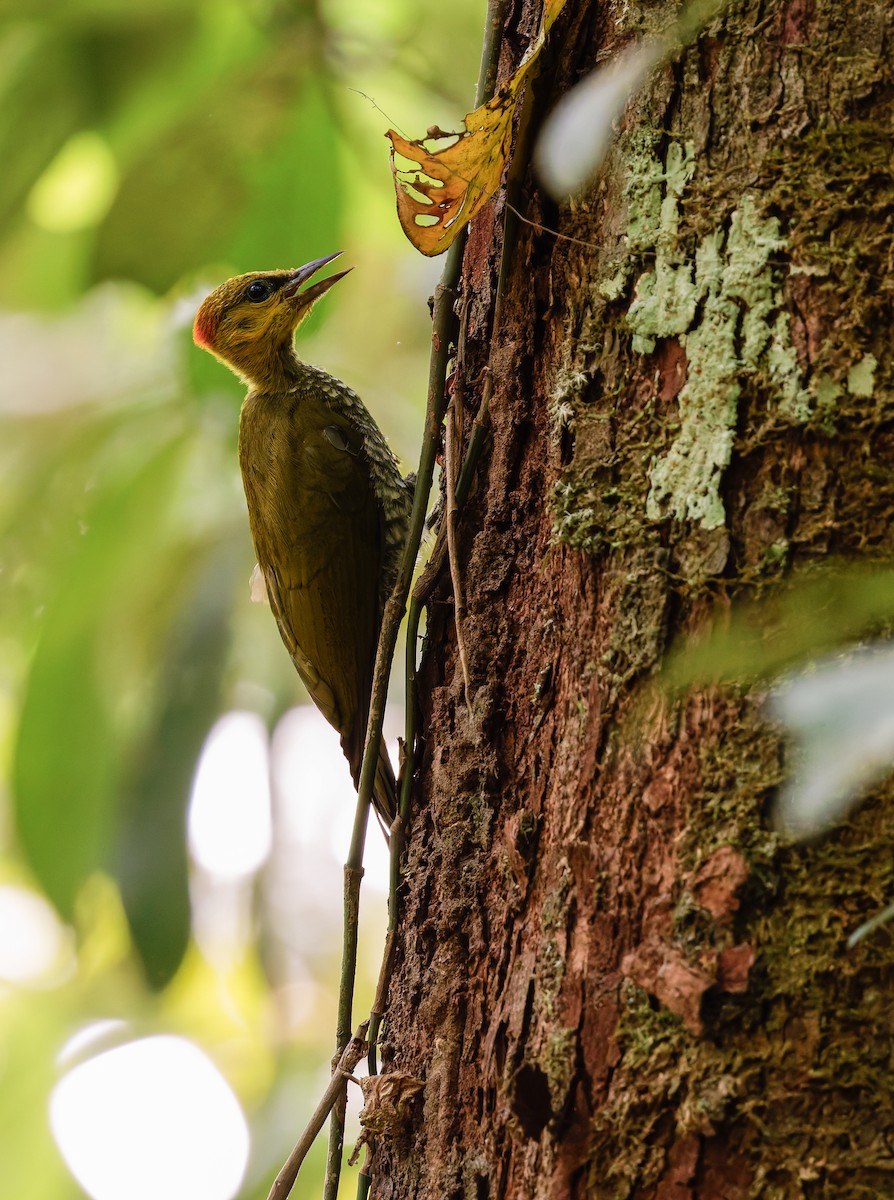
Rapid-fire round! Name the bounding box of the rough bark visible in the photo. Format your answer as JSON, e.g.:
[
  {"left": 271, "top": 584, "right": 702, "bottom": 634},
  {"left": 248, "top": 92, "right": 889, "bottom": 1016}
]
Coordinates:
[{"left": 377, "top": 2, "right": 894, "bottom": 1197}]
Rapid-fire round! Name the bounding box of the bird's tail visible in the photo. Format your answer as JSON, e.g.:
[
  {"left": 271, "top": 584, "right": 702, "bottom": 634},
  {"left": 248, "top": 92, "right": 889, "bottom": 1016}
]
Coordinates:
[
  {"left": 344, "top": 728, "right": 398, "bottom": 834},
  {"left": 373, "top": 737, "right": 399, "bottom": 828}
]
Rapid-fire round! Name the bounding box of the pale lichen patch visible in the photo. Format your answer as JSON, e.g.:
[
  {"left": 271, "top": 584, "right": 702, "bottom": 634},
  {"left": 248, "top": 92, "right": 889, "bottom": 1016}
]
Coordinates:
[
  {"left": 813, "top": 373, "right": 843, "bottom": 416},
  {"left": 846, "top": 353, "right": 877, "bottom": 397},
  {"left": 613, "top": 137, "right": 812, "bottom": 529}
]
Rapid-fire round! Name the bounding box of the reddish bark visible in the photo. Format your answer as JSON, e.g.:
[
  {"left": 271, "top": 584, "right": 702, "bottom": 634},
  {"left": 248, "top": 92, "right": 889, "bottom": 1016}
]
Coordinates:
[{"left": 376, "top": 1, "right": 894, "bottom": 1196}]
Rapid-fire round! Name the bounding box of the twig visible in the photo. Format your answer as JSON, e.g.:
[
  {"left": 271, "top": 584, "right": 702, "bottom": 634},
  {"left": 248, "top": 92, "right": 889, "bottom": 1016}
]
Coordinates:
[
  {"left": 321, "top": 234, "right": 466, "bottom": 1200},
  {"left": 456, "top": 370, "right": 494, "bottom": 505},
  {"left": 445, "top": 393, "right": 472, "bottom": 705},
  {"left": 397, "top": 375, "right": 492, "bottom": 824},
  {"left": 329, "top": 5, "right": 510, "bottom": 1196},
  {"left": 393, "top": 0, "right": 534, "bottom": 854},
  {"left": 322, "top": 855, "right": 365, "bottom": 1192},
  {"left": 266, "top": 1023, "right": 369, "bottom": 1200}
]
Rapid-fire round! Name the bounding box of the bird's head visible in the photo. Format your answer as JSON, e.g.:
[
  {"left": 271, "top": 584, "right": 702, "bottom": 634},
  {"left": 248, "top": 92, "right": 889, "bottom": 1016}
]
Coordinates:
[{"left": 193, "top": 253, "right": 350, "bottom": 388}]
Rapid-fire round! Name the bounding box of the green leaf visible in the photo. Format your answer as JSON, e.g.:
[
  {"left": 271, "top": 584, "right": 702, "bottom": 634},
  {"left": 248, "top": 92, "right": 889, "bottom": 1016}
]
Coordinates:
[
  {"left": 13, "top": 434, "right": 188, "bottom": 917},
  {"left": 0, "top": 28, "right": 82, "bottom": 231},
  {"left": 664, "top": 565, "right": 894, "bottom": 692},
  {"left": 116, "top": 546, "right": 241, "bottom": 988},
  {"left": 92, "top": 119, "right": 248, "bottom": 290},
  {"left": 226, "top": 81, "right": 344, "bottom": 273},
  {"left": 92, "top": 51, "right": 328, "bottom": 289},
  {"left": 14, "top": 630, "right": 119, "bottom": 918},
  {"left": 0, "top": 989, "right": 75, "bottom": 1200}
]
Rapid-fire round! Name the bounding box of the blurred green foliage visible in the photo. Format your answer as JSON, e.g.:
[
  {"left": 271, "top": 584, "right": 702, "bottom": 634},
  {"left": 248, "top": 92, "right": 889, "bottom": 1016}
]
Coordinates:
[
  {"left": 664, "top": 565, "right": 894, "bottom": 691},
  {"left": 0, "top": 0, "right": 482, "bottom": 1195}
]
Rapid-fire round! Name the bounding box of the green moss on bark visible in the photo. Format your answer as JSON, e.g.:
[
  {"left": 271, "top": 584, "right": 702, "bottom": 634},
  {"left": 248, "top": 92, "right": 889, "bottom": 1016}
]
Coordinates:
[{"left": 589, "top": 705, "right": 894, "bottom": 1199}]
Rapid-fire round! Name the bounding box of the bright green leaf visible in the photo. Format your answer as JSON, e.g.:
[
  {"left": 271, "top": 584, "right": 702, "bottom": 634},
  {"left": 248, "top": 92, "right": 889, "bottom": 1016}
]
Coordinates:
[
  {"left": 116, "top": 546, "right": 242, "bottom": 988},
  {"left": 13, "top": 435, "right": 188, "bottom": 917}
]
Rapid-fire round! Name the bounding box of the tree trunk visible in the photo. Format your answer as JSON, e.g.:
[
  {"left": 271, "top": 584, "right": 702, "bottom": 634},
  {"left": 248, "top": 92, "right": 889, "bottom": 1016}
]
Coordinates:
[{"left": 377, "top": 2, "right": 894, "bottom": 1196}]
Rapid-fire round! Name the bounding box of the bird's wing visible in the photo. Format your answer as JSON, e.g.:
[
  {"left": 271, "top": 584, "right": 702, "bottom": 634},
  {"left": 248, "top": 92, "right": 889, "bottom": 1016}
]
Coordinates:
[{"left": 242, "top": 401, "right": 382, "bottom": 783}]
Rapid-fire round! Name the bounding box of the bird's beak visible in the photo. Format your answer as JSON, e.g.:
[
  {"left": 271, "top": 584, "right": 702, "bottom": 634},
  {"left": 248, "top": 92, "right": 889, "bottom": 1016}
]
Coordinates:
[{"left": 282, "top": 252, "right": 352, "bottom": 307}]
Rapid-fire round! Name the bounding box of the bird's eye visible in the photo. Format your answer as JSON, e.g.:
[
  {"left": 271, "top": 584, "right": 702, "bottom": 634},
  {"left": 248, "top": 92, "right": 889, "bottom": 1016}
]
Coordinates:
[{"left": 245, "top": 280, "right": 271, "bottom": 302}]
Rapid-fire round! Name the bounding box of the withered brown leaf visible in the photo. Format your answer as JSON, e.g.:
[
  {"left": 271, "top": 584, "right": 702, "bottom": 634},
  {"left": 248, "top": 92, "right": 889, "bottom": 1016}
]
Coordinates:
[{"left": 386, "top": 0, "right": 567, "bottom": 255}]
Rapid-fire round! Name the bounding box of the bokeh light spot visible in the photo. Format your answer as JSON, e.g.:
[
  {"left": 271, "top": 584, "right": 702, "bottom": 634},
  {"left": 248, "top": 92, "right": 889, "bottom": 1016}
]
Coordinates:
[
  {"left": 50, "top": 1035, "right": 249, "bottom": 1200},
  {"left": 0, "top": 884, "right": 73, "bottom": 985},
  {"left": 189, "top": 711, "right": 273, "bottom": 880},
  {"left": 27, "top": 131, "right": 119, "bottom": 232}
]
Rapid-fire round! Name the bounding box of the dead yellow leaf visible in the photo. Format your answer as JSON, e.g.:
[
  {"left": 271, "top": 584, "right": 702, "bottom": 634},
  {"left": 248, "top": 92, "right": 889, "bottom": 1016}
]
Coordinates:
[{"left": 386, "top": 0, "right": 567, "bottom": 256}]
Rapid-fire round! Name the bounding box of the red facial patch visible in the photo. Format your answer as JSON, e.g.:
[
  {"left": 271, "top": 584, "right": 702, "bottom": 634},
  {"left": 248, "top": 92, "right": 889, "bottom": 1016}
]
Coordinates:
[{"left": 193, "top": 301, "right": 219, "bottom": 349}]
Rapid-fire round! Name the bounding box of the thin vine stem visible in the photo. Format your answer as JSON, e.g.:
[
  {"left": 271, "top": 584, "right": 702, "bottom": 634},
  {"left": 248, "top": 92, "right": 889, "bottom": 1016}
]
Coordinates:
[
  {"left": 321, "top": 231, "right": 466, "bottom": 1200},
  {"left": 324, "top": 3, "right": 511, "bottom": 1196},
  {"left": 266, "top": 1023, "right": 369, "bottom": 1200}
]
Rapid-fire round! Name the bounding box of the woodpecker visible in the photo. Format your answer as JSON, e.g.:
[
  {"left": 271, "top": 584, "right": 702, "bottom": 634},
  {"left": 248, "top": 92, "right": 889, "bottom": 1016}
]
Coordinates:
[{"left": 194, "top": 254, "right": 411, "bottom": 825}]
